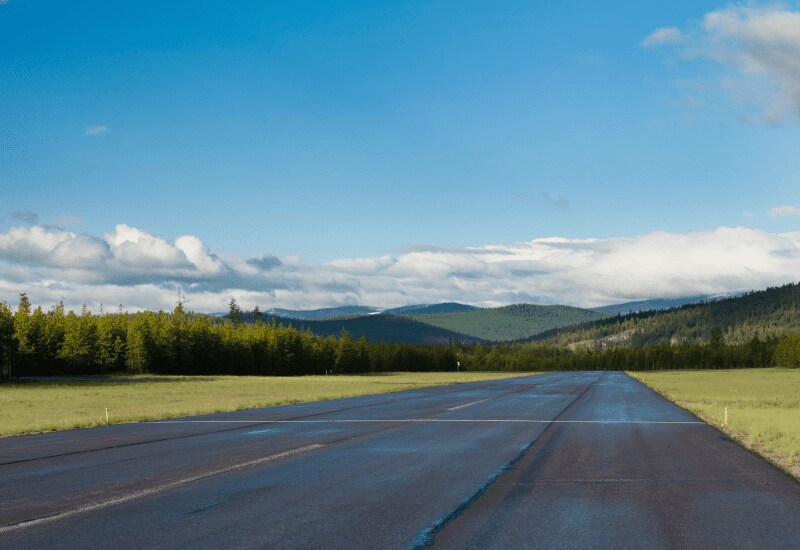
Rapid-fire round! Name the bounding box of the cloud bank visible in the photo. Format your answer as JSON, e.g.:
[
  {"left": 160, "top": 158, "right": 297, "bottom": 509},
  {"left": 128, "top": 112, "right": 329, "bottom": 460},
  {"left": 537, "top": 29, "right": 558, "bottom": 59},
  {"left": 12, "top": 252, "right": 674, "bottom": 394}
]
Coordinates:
[
  {"left": 646, "top": 2, "right": 800, "bottom": 125},
  {"left": 0, "top": 223, "right": 799, "bottom": 313}
]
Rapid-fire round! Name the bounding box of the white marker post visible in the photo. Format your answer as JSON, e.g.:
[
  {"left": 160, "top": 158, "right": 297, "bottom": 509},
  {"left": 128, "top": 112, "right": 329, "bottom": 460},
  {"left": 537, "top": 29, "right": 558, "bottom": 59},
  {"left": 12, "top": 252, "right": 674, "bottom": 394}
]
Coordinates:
[
  {"left": 105, "top": 407, "right": 109, "bottom": 424},
  {"left": 724, "top": 406, "right": 728, "bottom": 426},
  {"left": 457, "top": 361, "right": 460, "bottom": 373}
]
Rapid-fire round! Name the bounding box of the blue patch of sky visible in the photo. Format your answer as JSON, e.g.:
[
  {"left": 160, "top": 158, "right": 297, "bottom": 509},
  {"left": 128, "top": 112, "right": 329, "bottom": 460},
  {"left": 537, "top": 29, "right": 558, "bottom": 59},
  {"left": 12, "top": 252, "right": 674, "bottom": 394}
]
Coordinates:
[{"left": 1, "top": 0, "right": 797, "bottom": 261}]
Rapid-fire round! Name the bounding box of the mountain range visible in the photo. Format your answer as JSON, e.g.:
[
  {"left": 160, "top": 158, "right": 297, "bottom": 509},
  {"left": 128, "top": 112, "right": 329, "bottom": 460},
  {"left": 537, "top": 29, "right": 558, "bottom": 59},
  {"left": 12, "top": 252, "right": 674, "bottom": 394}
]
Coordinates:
[{"left": 247, "top": 286, "right": 799, "bottom": 346}]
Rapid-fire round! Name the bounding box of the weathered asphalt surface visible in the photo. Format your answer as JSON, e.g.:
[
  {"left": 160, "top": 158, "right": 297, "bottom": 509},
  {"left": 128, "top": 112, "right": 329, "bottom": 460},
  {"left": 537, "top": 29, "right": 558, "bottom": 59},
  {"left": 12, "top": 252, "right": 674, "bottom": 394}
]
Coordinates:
[{"left": 1, "top": 371, "right": 799, "bottom": 549}]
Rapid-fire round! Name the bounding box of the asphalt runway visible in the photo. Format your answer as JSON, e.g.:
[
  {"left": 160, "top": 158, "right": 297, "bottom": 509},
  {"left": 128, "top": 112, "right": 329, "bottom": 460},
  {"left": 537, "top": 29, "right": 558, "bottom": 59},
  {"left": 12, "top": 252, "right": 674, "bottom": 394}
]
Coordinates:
[{"left": 1, "top": 371, "right": 799, "bottom": 549}]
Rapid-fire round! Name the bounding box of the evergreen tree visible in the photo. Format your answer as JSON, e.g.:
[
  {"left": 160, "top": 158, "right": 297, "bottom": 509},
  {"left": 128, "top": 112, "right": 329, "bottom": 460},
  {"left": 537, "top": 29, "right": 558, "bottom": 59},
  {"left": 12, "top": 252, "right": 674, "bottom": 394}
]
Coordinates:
[
  {"left": 126, "top": 314, "right": 150, "bottom": 373},
  {"left": 710, "top": 326, "right": 724, "bottom": 348},
  {"left": 228, "top": 298, "right": 242, "bottom": 324},
  {"left": 13, "top": 293, "right": 32, "bottom": 367},
  {"left": 0, "top": 303, "right": 14, "bottom": 378}
]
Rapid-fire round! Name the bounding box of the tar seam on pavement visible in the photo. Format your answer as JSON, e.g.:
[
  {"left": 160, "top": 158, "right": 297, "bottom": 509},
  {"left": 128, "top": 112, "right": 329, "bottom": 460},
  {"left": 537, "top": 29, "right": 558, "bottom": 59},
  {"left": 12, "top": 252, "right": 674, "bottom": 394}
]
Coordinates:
[{"left": 406, "top": 374, "right": 601, "bottom": 549}]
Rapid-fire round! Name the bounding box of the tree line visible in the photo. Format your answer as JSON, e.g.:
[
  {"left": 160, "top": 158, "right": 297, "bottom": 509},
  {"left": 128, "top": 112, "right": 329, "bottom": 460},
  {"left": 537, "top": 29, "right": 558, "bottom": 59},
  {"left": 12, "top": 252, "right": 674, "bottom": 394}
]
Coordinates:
[
  {"left": 0, "top": 295, "right": 457, "bottom": 377},
  {"left": 1, "top": 294, "right": 799, "bottom": 377},
  {"left": 459, "top": 332, "right": 797, "bottom": 371}
]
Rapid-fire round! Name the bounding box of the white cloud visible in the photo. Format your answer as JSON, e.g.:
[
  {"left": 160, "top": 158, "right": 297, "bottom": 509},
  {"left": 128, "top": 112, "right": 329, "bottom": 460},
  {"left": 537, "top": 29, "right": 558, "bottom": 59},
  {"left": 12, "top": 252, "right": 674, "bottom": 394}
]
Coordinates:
[
  {"left": 770, "top": 204, "right": 800, "bottom": 217},
  {"left": 0, "top": 226, "right": 76, "bottom": 265},
  {"left": 1, "top": 223, "right": 800, "bottom": 313},
  {"left": 174, "top": 235, "right": 226, "bottom": 275},
  {"left": 642, "top": 27, "right": 685, "bottom": 47},
  {"left": 105, "top": 224, "right": 192, "bottom": 270},
  {"left": 646, "top": 3, "right": 800, "bottom": 125},
  {"left": 84, "top": 125, "right": 108, "bottom": 136}
]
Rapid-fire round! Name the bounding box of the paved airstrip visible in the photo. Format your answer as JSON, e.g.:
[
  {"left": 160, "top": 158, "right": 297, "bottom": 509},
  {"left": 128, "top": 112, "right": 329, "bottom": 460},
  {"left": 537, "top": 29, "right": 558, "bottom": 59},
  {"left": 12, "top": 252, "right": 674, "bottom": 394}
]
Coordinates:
[{"left": 1, "top": 371, "right": 799, "bottom": 548}]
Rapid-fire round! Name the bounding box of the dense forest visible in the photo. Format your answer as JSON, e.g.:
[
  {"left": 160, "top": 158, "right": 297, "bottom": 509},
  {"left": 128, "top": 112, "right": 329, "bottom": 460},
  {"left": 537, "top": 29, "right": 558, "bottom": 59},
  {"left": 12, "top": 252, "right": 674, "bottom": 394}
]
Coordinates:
[
  {"left": 0, "top": 295, "right": 457, "bottom": 377},
  {"left": 461, "top": 332, "right": 799, "bottom": 371},
  {"left": 1, "top": 287, "right": 799, "bottom": 378}
]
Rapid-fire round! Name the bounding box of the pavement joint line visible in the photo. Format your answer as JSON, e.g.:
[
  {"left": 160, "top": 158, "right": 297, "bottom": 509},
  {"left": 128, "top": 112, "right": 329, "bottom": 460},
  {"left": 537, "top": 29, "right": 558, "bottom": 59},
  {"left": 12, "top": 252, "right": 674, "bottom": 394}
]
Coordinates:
[
  {"left": 446, "top": 399, "right": 490, "bottom": 411},
  {"left": 0, "top": 443, "right": 324, "bottom": 535},
  {"left": 0, "top": 378, "right": 533, "bottom": 467},
  {"left": 149, "top": 419, "right": 704, "bottom": 424}
]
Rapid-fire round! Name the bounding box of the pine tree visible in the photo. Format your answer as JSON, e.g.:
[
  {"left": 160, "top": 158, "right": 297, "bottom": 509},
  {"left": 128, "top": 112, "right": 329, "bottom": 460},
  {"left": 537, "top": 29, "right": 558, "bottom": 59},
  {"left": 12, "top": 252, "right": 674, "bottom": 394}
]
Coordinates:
[
  {"left": 228, "top": 298, "right": 242, "bottom": 324},
  {"left": 0, "top": 303, "right": 14, "bottom": 378}
]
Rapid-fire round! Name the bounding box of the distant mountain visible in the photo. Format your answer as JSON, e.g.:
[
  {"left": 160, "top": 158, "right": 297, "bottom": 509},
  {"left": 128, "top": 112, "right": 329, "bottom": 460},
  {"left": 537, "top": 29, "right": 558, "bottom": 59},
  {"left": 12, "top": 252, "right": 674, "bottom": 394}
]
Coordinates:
[
  {"left": 592, "top": 294, "right": 747, "bottom": 315},
  {"left": 263, "top": 314, "right": 478, "bottom": 345},
  {"left": 264, "top": 306, "right": 379, "bottom": 321},
  {"left": 383, "top": 303, "right": 479, "bottom": 315},
  {"left": 591, "top": 296, "right": 710, "bottom": 315},
  {"left": 404, "top": 304, "right": 612, "bottom": 342},
  {"left": 535, "top": 282, "right": 800, "bottom": 347}
]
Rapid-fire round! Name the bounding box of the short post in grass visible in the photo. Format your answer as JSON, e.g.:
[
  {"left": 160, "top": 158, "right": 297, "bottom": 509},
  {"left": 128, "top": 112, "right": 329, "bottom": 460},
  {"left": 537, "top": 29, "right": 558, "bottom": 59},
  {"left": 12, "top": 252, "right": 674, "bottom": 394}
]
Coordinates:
[
  {"left": 724, "top": 406, "right": 728, "bottom": 426},
  {"left": 105, "top": 407, "right": 109, "bottom": 424}
]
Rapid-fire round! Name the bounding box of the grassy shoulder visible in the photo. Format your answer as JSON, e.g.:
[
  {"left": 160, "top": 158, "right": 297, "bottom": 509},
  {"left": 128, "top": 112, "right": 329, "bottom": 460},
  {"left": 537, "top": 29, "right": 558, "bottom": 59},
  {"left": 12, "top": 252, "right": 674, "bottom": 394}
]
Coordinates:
[
  {"left": 0, "top": 371, "right": 535, "bottom": 437},
  {"left": 629, "top": 369, "right": 800, "bottom": 479}
]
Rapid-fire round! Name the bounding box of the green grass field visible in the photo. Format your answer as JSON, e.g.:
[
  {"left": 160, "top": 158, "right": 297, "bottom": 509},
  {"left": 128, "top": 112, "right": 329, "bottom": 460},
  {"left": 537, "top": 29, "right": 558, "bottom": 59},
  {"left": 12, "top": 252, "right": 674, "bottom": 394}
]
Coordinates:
[
  {"left": 0, "top": 372, "right": 534, "bottom": 437},
  {"left": 630, "top": 369, "right": 800, "bottom": 478}
]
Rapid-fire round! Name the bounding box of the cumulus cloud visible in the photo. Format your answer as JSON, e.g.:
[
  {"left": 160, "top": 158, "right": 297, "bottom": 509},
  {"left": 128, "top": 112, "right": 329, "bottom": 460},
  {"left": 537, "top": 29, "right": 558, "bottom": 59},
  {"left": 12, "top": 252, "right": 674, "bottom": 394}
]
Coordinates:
[
  {"left": 1, "top": 223, "right": 799, "bottom": 313},
  {"left": 0, "top": 225, "right": 77, "bottom": 265},
  {"left": 0, "top": 224, "right": 228, "bottom": 288},
  {"left": 84, "top": 125, "right": 108, "bottom": 136},
  {"left": 645, "top": 3, "right": 800, "bottom": 125},
  {"left": 770, "top": 204, "right": 800, "bottom": 217}
]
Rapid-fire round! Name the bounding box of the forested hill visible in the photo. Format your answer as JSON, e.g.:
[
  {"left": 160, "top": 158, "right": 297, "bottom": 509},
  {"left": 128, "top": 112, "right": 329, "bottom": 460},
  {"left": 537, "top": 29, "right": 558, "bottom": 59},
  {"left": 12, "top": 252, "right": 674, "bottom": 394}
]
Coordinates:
[
  {"left": 591, "top": 295, "right": 711, "bottom": 315},
  {"left": 263, "top": 314, "right": 478, "bottom": 345},
  {"left": 405, "top": 304, "right": 612, "bottom": 342},
  {"left": 383, "top": 303, "right": 479, "bottom": 315},
  {"left": 263, "top": 306, "right": 379, "bottom": 320},
  {"left": 259, "top": 303, "right": 477, "bottom": 320},
  {"left": 535, "top": 282, "right": 800, "bottom": 348}
]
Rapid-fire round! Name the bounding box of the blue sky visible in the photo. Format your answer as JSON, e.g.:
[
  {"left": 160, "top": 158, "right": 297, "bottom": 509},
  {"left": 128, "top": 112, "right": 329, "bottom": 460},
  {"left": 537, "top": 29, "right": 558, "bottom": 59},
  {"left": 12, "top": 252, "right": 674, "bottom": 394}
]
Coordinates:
[{"left": 1, "top": 1, "right": 799, "bottom": 311}]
